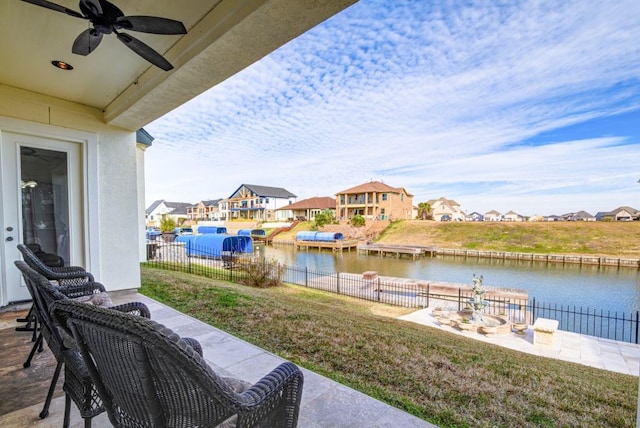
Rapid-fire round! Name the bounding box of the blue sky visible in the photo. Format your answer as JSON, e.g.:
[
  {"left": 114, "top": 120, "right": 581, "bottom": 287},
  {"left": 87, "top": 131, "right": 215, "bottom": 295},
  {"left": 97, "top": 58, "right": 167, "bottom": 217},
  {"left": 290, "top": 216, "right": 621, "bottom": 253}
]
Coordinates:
[{"left": 145, "top": 0, "right": 640, "bottom": 216}]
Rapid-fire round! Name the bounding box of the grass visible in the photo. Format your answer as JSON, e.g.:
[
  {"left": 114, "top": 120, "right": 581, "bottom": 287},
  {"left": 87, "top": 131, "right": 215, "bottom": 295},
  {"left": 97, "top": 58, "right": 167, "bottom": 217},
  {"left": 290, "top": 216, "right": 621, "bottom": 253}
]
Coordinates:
[
  {"left": 376, "top": 221, "right": 640, "bottom": 257},
  {"left": 140, "top": 266, "right": 638, "bottom": 428}
]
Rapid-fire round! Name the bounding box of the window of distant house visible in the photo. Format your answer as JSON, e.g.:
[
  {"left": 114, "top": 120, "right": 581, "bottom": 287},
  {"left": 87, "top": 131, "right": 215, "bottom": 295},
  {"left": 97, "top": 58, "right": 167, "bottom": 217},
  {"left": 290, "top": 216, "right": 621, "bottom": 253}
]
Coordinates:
[
  {"left": 265, "top": 198, "right": 270, "bottom": 203},
  {"left": 381, "top": 208, "right": 385, "bottom": 215},
  {"left": 401, "top": 194, "right": 404, "bottom": 201},
  {"left": 340, "top": 195, "right": 345, "bottom": 204},
  {"left": 382, "top": 194, "right": 387, "bottom": 201}
]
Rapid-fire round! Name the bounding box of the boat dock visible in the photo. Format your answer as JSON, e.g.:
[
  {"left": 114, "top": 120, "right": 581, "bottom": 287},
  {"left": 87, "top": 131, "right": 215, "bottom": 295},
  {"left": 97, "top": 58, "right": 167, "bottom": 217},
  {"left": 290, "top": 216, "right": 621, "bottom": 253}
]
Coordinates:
[
  {"left": 295, "top": 239, "right": 359, "bottom": 252},
  {"left": 357, "top": 244, "right": 437, "bottom": 259}
]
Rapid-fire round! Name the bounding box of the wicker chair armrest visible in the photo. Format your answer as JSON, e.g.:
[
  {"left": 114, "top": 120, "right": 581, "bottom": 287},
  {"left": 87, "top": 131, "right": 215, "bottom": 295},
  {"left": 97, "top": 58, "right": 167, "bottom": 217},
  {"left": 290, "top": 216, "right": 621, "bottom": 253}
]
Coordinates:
[
  {"left": 109, "top": 302, "right": 151, "bottom": 319},
  {"left": 180, "top": 337, "right": 203, "bottom": 356},
  {"left": 234, "top": 362, "right": 303, "bottom": 425},
  {"left": 57, "top": 282, "right": 107, "bottom": 298}
]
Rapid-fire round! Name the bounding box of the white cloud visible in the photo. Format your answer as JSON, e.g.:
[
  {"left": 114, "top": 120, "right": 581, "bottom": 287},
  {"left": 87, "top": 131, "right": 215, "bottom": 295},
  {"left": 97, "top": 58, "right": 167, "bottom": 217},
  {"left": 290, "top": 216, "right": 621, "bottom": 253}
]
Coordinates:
[{"left": 145, "top": 0, "right": 640, "bottom": 216}]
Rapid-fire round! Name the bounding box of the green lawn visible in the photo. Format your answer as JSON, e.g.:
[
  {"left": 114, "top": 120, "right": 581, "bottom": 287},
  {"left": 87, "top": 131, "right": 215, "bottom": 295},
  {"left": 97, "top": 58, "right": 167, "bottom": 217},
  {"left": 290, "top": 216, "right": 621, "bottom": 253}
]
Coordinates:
[
  {"left": 140, "top": 266, "right": 638, "bottom": 428},
  {"left": 377, "top": 220, "right": 640, "bottom": 257}
]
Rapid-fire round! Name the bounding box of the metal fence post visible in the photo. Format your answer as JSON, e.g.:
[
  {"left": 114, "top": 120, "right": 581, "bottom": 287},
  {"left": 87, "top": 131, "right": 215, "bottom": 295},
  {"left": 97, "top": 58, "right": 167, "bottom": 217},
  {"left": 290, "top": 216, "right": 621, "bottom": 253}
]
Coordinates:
[
  {"left": 426, "top": 283, "right": 430, "bottom": 308},
  {"left": 187, "top": 241, "right": 191, "bottom": 274},
  {"left": 336, "top": 271, "right": 340, "bottom": 294},
  {"left": 305, "top": 267, "right": 308, "bottom": 287},
  {"left": 531, "top": 297, "right": 536, "bottom": 323}
]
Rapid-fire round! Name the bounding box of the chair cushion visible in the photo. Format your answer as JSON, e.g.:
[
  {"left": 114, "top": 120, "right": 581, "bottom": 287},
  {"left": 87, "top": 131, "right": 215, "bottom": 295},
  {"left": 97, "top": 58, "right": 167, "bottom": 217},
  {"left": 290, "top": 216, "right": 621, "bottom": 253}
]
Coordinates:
[
  {"left": 216, "top": 376, "right": 251, "bottom": 428},
  {"left": 73, "top": 292, "right": 113, "bottom": 308}
]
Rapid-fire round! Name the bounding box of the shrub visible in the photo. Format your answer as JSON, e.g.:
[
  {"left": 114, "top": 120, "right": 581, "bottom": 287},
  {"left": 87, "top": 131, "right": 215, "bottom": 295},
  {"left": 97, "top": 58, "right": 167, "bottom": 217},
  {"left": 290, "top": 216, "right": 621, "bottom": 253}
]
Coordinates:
[
  {"left": 238, "top": 258, "right": 285, "bottom": 288},
  {"left": 350, "top": 214, "right": 366, "bottom": 227},
  {"left": 314, "top": 210, "right": 336, "bottom": 228},
  {"left": 160, "top": 215, "right": 176, "bottom": 232}
]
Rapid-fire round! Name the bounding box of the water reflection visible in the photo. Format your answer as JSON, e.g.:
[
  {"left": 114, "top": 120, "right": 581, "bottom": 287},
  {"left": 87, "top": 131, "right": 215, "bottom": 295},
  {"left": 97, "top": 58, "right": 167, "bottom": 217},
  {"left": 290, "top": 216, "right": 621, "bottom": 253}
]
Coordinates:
[{"left": 261, "top": 245, "right": 640, "bottom": 314}]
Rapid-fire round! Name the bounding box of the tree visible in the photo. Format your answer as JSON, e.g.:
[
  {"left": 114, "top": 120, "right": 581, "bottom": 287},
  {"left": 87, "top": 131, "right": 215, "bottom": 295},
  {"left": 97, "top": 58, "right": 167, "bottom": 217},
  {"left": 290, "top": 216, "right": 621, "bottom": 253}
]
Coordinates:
[
  {"left": 417, "top": 202, "right": 432, "bottom": 220},
  {"left": 314, "top": 210, "right": 336, "bottom": 228}
]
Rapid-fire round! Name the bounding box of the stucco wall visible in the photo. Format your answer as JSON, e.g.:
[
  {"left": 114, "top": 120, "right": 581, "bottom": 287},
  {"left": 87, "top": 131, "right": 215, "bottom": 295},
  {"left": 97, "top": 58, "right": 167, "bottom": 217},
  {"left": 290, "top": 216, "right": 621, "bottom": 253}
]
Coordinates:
[{"left": 0, "top": 85, "right": 142, "bottom": 292}]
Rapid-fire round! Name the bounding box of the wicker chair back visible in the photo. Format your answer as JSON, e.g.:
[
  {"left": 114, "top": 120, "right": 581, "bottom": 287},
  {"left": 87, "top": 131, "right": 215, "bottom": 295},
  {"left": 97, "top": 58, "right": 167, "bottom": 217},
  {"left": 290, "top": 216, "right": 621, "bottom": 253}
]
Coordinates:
[{"left": 17, "top": 243, "right": 94, "bottom": 285}]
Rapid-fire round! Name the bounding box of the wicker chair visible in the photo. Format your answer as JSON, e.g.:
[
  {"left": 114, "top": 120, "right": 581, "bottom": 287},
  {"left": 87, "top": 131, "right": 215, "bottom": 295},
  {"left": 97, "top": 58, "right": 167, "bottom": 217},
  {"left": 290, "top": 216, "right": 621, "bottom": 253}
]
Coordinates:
[
  {"left": 15, "top": 261, "right": 151, "bottom": 428},
  {"left": 51, "top": 299, "right": 305, "bottom": 428},
  {"left": 20, "top": 266, "right": 108, "bottom": 369},
  {"left": 16, "top": 243, "right": 96, "bottom": 334}
]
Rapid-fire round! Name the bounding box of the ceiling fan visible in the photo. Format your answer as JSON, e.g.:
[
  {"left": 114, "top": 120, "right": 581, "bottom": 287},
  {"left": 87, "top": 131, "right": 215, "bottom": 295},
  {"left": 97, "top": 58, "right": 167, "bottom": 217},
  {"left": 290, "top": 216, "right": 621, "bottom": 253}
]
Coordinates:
[{"left": 22, "top": 0, "right": 187, "bottom": 71}]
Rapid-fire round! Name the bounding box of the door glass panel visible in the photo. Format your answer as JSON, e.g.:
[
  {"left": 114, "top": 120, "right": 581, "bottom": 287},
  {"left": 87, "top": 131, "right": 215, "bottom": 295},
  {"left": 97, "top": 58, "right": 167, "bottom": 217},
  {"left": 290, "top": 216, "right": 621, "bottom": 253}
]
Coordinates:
[{"left": 20, "top": 146, "right": 70, "bottom": 265}]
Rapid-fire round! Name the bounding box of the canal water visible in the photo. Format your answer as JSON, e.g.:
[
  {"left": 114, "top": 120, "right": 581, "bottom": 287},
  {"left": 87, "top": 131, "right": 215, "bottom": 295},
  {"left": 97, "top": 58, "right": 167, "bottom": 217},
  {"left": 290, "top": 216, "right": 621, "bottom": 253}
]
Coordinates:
[{"left": 259, "top": 244, "right": 640, "bottom": 315}]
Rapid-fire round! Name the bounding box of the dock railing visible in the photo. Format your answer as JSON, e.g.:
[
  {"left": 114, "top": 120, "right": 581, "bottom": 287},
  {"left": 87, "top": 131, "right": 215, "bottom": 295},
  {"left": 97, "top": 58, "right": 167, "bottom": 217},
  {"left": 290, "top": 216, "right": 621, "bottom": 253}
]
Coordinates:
[{"left": 144, "top": 241, "right": 640, "bottom": 344}]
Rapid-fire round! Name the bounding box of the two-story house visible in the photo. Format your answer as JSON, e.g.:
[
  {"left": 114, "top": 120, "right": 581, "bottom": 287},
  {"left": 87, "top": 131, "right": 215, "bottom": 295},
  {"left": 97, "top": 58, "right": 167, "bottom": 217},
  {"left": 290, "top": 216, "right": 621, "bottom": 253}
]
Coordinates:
[
  {"left": 220, "top": 184, "right": 296, "bottom": 222},
  {"left": 484, "top": 210, "right": 503, "bottom": 222},
  {"left": 187, "top": 199, "right": 223, "bottom": 222},
  {"left": 503, "top": 210, "right": 525, "bottom": 222},
  {"left": 426, "top": 197, "right": 464, "bottom": 221},
  {"left": 145, "top": 200, "right": 193, "bottom": 227},
  {"left": 465, "top": 211, "right": 484, "bottom": 221},
  {"left": 336, "top": 181, "right": 413, "bottom": 221}
]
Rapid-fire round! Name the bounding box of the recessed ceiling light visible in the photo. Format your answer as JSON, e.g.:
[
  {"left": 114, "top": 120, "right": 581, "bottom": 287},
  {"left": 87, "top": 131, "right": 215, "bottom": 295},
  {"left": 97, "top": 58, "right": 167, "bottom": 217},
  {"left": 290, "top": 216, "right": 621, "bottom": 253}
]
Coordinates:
[{"left": 51, "top": 60, "right": 73, "bottom": 70}]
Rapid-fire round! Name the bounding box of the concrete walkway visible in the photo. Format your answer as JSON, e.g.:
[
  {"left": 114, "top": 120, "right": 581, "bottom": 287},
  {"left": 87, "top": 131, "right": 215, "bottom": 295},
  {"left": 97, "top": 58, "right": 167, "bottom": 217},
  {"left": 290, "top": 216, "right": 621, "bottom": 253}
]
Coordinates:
[{"left": 399, "top": 307, "right": 640, "bottom": 376}]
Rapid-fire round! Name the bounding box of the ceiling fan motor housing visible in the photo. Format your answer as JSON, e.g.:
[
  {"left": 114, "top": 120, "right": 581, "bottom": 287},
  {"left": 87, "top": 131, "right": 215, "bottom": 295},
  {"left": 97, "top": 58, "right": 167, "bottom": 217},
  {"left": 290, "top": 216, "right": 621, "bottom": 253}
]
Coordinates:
[{"left": 80, "top": 0, "right": 122, "bottom": 34}]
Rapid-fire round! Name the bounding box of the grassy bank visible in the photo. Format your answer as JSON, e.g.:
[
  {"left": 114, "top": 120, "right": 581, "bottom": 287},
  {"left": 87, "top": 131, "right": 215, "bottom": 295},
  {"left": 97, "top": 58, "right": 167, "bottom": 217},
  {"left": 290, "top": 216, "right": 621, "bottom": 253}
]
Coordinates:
[
  {"left": 140, "top": 266, "right": 637, "bottom": 428},
  {"left": 377, "top": 221, "right": 640, "bottom": 257}
]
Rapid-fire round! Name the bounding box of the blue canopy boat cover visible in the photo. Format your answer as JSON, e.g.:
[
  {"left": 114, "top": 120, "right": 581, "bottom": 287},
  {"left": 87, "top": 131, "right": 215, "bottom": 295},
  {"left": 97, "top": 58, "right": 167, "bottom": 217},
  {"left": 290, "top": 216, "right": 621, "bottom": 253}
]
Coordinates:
[
  {"left": 197, "top": 226, "right": 228, "bottom": 234},
  {"left": 177, "top": 234, "right": 253, "bottom": 257},
  {"left": 238, "top": 229, "right": 267, "bottom": 237},
  {"left": 295, "top": 231, "right": 344, "bottom": 241}
]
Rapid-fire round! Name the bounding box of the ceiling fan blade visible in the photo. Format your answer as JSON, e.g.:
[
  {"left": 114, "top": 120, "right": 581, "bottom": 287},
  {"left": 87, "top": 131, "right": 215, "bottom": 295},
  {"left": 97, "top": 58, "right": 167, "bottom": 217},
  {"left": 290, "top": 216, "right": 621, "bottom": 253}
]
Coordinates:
[
  {"left": 116, "top": 32, "right": 174, "bottom": 71},
  {"left": 79, "top": 0, "right": 102, "bottom": 16},
  {"left": 116, "top": 16, "right": 187, "bottom": 35},
  {"left": 21, "top": 0, "right": 84, "bottom": 18},
  {"left": 72, "top": 28, "right": 103, "bottom": 55}
]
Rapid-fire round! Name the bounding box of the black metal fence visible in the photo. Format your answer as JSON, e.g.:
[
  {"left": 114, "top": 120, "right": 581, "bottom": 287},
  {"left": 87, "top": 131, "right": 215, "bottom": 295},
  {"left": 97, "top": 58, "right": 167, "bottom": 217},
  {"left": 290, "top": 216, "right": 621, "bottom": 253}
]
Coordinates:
[{"left": 145, "top": 241, "right": 640, "bottom": 344}]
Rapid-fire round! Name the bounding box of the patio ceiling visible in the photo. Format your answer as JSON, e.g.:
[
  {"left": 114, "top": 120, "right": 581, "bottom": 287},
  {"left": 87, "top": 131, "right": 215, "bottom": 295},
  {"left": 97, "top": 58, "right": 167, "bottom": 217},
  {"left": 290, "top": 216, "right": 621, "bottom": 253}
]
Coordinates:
[{"left": 0, "top": 0, "right": 356, "bottom": 131}]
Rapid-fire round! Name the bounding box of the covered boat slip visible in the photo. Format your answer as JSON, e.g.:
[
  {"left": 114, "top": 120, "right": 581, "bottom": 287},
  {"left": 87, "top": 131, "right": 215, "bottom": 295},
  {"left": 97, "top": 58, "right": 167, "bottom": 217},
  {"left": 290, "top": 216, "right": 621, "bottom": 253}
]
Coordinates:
[
  {"left": 238, "top": 229, "right": 266, "bottom": 237},
  {"left": 197, "top": 226, "right": 228, "bottom": 234},
  {"left": 238, "top": 229, "right": 268, "bottom": 243},
  {"left": 176, "top": 234, "right": 253, "bottom": 258},
  {"left": 294, "top": 231, "right": 358, "bottom": 252}
]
